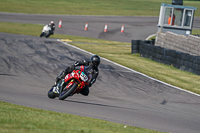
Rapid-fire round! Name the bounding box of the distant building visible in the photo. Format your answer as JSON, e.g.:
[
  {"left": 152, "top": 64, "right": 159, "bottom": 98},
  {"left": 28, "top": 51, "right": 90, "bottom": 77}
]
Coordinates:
[{"left": 157, "top": 1, "right": 197, "bottom": 36}]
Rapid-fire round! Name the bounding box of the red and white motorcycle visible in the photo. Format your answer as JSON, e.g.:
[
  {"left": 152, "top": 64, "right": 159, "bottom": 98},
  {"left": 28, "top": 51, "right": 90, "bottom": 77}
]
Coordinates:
[{"left": 48, "top": 65, "right": 93, "bottom": 100}]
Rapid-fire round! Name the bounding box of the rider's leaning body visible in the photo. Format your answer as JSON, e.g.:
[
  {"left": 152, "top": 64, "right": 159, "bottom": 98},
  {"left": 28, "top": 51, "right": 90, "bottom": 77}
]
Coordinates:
[{"left": 54, "top": 55, "right": 100, "bottom": 96}]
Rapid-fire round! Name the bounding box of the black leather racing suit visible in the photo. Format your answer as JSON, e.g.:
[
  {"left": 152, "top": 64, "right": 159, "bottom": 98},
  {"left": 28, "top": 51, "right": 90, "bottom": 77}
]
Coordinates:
[{"left": 49, "top": 24, "right": 55, "bottom": 35}]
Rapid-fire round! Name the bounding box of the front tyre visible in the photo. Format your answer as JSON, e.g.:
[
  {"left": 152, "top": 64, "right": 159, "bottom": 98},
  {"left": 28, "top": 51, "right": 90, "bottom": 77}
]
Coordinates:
[
  {"left": 59, "top": 83, "right": 78, "bottom": 100},
  {"left": 47, "top": 87, "right": 57, "bottom": 99},
  {"left": 40, "top": 32, "right": 44, "bottom": 37}
]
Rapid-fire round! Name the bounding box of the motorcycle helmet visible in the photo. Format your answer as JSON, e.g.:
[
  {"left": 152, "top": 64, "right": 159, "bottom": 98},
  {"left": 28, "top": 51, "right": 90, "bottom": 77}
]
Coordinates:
[
  {"left": 90, "top": 55, "right": 100, "bottom": 68},
  {"left": 50, "top": 21, "right": 54, "bottom": 25}
]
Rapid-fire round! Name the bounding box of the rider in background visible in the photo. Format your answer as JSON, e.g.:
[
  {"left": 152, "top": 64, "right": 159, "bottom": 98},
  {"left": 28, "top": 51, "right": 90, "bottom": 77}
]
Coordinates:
[
  {"left": 54, "top": 55, "right": 100, "bottom": 96},
  {"left": 40, "top": 21, "right": 55, "bottom": 38},
  {"left": 48, "top": 21, "right": 55, "bottom": 35}
]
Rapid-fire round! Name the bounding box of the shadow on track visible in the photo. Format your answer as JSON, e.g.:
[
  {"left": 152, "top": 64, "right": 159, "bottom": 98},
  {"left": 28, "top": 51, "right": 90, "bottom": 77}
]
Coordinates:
[
  {"left": 0, "top": 74, "right": 18, "bottom": 76},
  {"left": 63, "top": 99, "right": 136, "bottom": 111}
]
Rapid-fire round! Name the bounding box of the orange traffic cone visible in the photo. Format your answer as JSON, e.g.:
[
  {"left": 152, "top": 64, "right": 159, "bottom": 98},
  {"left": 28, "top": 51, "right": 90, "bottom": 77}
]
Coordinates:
[
  {"left": 85, "top": 23, "right": 88, "bottom": 31},
  {"left": 104, "top": 24, "right": 108, "bottom": 32},
  {"left": 58, "top": 20, "right": 62, "bottom": 28},
  {"left": 121, "top": 25, "right": 124, "bottom": 33}
]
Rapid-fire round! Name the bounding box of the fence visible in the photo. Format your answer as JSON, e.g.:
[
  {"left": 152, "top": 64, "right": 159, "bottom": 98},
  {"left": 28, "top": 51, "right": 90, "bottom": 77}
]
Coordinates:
[
  {"left": 131, "top": 40, "right": 200, "bottom": 75},
  {"left": 155, "top": 32, "right": 200, "bottom": 56}
]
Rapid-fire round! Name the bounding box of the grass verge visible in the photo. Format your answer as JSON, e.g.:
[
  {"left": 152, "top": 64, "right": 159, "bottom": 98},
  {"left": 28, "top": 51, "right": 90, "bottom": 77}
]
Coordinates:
[
  {"left": 192, "top": 29, "right": 200, "bottom": 36},
  {"left": 0, "top": 101, "right": 163, "bottom": 133},
  {"left": 0, "top": 0, "right": 200, "bottom": 16},
  {"left": 0, "top": 21, "right": 200, "bottom": 95}
]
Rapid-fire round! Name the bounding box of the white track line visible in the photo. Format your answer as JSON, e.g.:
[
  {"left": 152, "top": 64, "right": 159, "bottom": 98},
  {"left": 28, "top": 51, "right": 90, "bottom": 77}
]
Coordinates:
[
  {"left": 145, "top": 33, "right": 156, "bottom": 40},
  {"left": 57, "top": 39, "right": 200, "bottom": 97}
]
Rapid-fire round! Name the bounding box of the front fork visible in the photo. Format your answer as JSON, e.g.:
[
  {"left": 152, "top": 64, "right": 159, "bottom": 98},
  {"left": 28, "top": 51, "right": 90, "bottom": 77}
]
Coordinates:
[
  {"left": 60, "top": 79, "right": 75, "bottom": 92},
  {"left": 58, "top": 79, "right": 65, "bottom": 94}
]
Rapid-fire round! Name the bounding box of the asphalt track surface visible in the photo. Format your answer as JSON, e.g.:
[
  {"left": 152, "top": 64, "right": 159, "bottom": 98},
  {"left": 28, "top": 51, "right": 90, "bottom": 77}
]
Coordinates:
[
  {"left": 0, "top": 12, "right": 160, "bottom": 42},
  {"left": 0, "top": 13, "right": 200, "bottom": 43},
  {"left": 0, "top": 13, "right": 200, "bottom": 133}
]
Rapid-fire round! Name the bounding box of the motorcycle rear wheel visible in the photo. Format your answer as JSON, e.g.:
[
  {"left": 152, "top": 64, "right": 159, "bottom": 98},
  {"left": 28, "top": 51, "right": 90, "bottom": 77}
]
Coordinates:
[
  {"left": 45, "top": 32, "right": 51, "bottom": 38},
  {"left": 59, "top": 83, "right": 78, "bottom": 100}
]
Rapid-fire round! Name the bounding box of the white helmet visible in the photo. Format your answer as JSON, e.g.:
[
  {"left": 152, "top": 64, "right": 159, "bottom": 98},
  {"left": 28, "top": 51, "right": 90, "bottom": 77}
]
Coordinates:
[{"left": 50, "top": 21, "right": 54, "bottom": 25}]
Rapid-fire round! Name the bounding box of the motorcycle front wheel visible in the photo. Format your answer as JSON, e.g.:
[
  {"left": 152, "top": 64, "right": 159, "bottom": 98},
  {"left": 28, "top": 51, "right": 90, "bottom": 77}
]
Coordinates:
[
  {"left": 40, "top": 32, "right": 45, "bottom": 37},
  {"left": 59, "top": 83, "right": 78, "bottom": 100},
  {"left": 47, "top": 86, "right": 57, "bottom": 99}
]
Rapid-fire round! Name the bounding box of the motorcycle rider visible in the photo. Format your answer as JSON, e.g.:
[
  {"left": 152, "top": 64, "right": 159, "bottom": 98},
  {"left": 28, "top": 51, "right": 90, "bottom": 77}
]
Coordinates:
[
  {"left": 48, "top": 21, "right": 55, "bottom": 35},
  {"left": 40, "top": 21, "right": 55, "bottom": 38},
  {"left": 53, "top": 55, "right": 100, "bottom": 96}
]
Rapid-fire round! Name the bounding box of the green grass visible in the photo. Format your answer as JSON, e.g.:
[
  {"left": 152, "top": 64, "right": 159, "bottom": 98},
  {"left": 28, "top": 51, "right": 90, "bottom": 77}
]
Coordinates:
[
  {"left": 1, "top": 21, "right": 200, "bottom": 95},
  {"left": 0, "top": 0, "right": 200, "bottom": 16},
  {"left": 0, "top": 101, "right": 163, "bottom": 133},
  {"left": 192, "top": 29, "right": 200, "bottom": 35}
]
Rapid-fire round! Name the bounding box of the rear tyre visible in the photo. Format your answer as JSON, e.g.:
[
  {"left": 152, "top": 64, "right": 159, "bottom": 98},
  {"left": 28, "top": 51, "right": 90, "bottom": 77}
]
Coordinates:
[
  {"left": 45, "top": 31, "right": 52, "bottom": 38},
  {"left": 59, "top": 83, "right": 78, "bottom": 100},
  {"left": 47, "top": 87, "right": 57, "bottom": 99}
]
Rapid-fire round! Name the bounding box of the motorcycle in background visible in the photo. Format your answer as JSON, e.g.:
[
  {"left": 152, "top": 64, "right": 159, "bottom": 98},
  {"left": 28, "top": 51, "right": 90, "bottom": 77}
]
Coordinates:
[
  {"left": 48, "top": 66, "right": 93, "bottom": 100},
  {"left": 40, "top": 25, "right": 52, "bottom": 38}
]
